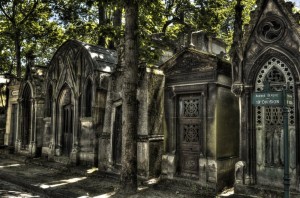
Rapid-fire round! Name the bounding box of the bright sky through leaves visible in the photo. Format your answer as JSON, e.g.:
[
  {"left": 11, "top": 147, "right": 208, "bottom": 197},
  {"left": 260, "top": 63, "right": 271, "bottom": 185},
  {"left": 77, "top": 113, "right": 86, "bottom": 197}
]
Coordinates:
[{"left": 291, "top": 0, "right": 300, "bottom": 7}]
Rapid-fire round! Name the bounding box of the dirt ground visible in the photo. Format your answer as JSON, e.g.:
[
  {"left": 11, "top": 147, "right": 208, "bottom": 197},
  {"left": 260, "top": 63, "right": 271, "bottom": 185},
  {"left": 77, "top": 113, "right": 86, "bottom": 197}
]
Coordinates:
[{"left": 0, "top": 154, "right": 240, "bottom": 198}]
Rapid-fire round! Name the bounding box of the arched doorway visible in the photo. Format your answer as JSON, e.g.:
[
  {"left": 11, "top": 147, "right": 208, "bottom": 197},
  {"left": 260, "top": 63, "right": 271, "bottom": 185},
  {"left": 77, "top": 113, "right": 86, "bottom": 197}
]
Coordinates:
[
  {"left": 254, "top": 57, "right": 296, "bottom": 187},
  {"left": 21, "top": 84, "right": 32, "bottom": 149},
  {"left": 57, "top": 84, "right": 74, "bottom": 157}
]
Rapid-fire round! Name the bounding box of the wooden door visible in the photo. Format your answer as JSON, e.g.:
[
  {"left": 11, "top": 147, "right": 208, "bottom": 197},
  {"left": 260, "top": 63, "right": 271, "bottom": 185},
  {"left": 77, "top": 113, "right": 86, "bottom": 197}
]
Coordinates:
[
  {"left": 178, "top": 94, "right": 203, "bottom": 176},
  {"left": 62, "top": 103, "right": 73, "bottom": 156},
  {"left": 113, "top": 105, "right": 122, "bottom": 166}
]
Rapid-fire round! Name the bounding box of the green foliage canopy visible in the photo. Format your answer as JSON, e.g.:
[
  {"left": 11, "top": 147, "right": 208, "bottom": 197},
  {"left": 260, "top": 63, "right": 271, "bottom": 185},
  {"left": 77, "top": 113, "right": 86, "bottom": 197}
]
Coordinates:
[{"left": 0, "top": 0, "right": 257, "bottom": 76}]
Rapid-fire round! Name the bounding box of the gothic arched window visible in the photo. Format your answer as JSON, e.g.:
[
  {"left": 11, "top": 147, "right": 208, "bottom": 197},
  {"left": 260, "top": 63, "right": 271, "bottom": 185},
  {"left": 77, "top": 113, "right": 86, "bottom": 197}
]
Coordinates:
[{"left": 255, "top": 57, "right": 294, "bottom": 167}]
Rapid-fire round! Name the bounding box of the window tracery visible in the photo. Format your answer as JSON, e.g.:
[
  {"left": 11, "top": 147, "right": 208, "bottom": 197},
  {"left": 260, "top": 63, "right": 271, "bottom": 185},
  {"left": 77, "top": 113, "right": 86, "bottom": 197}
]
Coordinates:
[
  {"left": 255, "top": 57, "right": 294, "bottom": 167},
  {"left": 257, "top": 16, "right": 285, "bottom": 43}
]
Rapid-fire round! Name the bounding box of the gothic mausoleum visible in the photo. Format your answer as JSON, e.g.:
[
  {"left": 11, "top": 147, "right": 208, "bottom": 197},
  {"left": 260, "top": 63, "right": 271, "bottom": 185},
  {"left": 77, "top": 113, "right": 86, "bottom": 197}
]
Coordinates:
[
  {"left": 232, "top": 0, "right": 300, "bottom": 196},
  {"left": 43, "top": 40, "right": 117, "bottom": 165},
  {"left": 4, "top": 56, "right": 47, "bottom": 157}
]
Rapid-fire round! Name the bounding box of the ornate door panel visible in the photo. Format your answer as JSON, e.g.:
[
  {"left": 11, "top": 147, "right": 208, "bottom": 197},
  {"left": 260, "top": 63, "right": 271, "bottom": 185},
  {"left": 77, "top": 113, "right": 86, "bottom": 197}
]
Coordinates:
[
  {"left": 113, "top": 105, "right": 122, "bottom": 166},
  {"left": 178, "top": 94, "right": 203, "bottom": 176},
  {"left": 62, "top": 103, "right": 73, "bottom": 156}
]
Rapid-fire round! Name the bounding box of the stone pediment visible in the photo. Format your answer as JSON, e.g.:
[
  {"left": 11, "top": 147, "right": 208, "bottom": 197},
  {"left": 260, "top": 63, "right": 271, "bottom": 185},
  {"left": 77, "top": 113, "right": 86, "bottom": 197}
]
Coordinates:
[{"left": 160, "top": 48, "right": 218, "bottom": 76}]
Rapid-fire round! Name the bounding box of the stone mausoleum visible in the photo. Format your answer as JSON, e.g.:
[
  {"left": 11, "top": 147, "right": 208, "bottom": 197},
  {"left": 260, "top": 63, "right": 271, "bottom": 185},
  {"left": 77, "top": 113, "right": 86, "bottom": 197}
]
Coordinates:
[
  {"left": 232, "top": 0, "right": 300, "bottom": 196},
  {"left": 161, "top": 32, "right": 239, "bottom": 192}
]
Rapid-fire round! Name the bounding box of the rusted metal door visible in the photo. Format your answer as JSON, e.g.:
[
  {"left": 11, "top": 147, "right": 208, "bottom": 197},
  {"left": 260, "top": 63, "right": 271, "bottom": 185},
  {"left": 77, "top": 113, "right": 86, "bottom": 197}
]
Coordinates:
[
  {"left": 62, "top": 103, "right": 73, "bottom": 156},
  {"left": 178, "top": 94, "right": 203, "bottom": 176}
]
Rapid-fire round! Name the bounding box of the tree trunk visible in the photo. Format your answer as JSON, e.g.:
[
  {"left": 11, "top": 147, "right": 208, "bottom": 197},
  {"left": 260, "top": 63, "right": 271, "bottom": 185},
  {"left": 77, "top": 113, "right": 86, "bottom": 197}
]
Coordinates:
[
  {"left": 15, "top": 30, "right": 21, "bottom": 78},
  {"left": 97, "top": 0, "right": 106, "bottom": 46},
  {"left": 108, "top": 7, "right": 122, "bottom": 50},
  {"left": 120, "top": 0, "right": 139, "bottom": 194}
]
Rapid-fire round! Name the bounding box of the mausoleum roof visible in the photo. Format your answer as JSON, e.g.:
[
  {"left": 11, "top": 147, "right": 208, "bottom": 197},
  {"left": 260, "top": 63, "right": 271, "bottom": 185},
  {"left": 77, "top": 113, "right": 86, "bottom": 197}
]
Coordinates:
[
  {"left": 48, "top": 40, "right": 117, "bottom": 73},
  {"left": 160, "top": 47, "right": 230, "bottom": 76}
]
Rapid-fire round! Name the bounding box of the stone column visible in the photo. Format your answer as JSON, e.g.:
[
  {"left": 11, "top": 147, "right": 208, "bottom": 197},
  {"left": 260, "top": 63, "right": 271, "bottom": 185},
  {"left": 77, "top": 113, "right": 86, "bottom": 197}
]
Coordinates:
[
  {"left": 244, "top": 86, "right": 254, "bottom": 185},
  {"left": 29, "top": 98, "right": 36, "bottom": 156},
  {"left": 16, "top": 98, "right": 22, "bottom": 152},
  {"left": 52, "top": 99, "right": 59, "bottom": 156},
  {"left": 70, "top": 95, "right": 80, "bottom": 164}
]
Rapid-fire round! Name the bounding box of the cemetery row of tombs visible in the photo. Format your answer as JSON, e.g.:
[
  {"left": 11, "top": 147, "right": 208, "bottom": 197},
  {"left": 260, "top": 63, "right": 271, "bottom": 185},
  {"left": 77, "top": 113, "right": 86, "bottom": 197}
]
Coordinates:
[{"left": 4, "top": 0, "right": 300, "bottom": 196}]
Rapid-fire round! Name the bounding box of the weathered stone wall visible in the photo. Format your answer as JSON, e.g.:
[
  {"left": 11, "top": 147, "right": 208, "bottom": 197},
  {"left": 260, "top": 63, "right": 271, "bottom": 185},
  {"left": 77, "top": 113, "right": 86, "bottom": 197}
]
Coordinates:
[
  {"left": 0, "top": 114, "right": 6, "bottom": 145},
  {"left": 4, "top": 81, "right": 20, "bottom": 148},
  {"left": 100, "top": 66, "right": 164, "bottom": 178},
  {"left": 216, "top": 86, "right": 239, "bottom": 158}
]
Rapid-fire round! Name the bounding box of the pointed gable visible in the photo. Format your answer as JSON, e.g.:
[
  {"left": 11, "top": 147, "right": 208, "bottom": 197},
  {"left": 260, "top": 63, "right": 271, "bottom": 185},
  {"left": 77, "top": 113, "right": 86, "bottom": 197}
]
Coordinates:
[
  {"left": 48, "top": 40, "right": 117, "bottom": 76},
  {"left": 240, "top": 0, "right": 300, "bottom": 84}
]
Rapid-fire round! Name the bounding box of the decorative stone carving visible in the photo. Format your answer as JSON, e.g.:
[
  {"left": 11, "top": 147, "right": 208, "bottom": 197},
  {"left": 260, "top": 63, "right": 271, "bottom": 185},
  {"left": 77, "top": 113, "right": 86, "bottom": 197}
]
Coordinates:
[
  {"left": 207, "top": 160, "right": 217, "bottom": 183},
  {"left": 231, "top": 82, "right": 244, "bottom": 96},
  {"left": 257, "top": 16, "right": 285, "bottom": 43},
  {"left": 165, "top": 51, "right": 215, "bottom": 76},
  {"left": 235, "top": 161, "right": 246, "bottom": 184}
]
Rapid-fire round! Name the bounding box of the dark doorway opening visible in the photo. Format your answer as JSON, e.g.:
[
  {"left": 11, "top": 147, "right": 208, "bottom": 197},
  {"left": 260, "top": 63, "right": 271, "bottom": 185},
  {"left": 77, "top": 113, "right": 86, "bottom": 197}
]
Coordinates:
[
  {"left": 112, "top": 105, "right": 122, "bottom": 167},
  {"left": 21, "top": 84, "right": 31, "bottom": 149},
  {"left": 62, "top": 103, "right": 73, "bottom": 156}
]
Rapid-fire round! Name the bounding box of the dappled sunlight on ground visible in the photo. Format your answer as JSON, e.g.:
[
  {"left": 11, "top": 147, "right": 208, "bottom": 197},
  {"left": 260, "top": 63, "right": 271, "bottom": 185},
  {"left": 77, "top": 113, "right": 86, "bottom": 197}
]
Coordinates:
[
  {"left": 138, "top": 186, "right": 149, "bottom": 191},
  {"left": 0, "top": 190, "right": 39, "bottom": 198},
  {"left": 86, "top": 167, "right": 98, "bottom": 174},
  {"left": 36, "top": 176, "right": 87, "bottom": 189},
  {"left": 0, "top": 163, "right": 22, "bottom": 168},
  {"left": 78, "top": 191, "right": 116, "bottom": 198},
  {"left": 144, "top": 178, "right": 159, "bottom": 185},
  {"left": 219, "top": 188, "right": 234, "bottom": 197}
]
